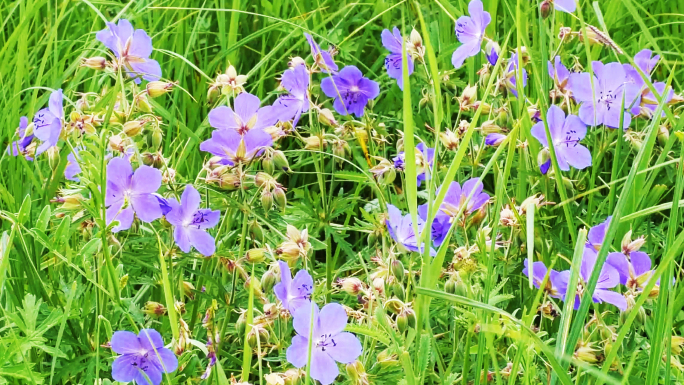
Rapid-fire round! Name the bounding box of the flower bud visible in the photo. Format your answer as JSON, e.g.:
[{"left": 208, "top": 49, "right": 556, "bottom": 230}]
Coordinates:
[
  {"left": 658, "top": 125, "right": 670, "bottom": 147},
  {"left": 236, "top": 311, "right": 247, "bottom": 336},
  {"left": 255, "top": 172, "right": 274, "bottom": 188},
  {"left": 391, "top": 280, "right": 405, "bottom": 301},
  {"left": 340, "top": 277, "right": 365, "bottom": 296},
  {"left": 304, "top": 136, "right": 324, "bottom": 150},
  {"left": 123, "top": 120, "right": 146, "bottom": 137},
  {"left": 273, "top": 150, "right": 290, "bottom": 171},
  {"left": 439, "top": 129, "right": 460, "bottom": 151},
  {"left": 247, "top": 325, "right": 269, "bottom": 347},
  {"left": 445, "top": 278, "right": 456, "bottom": 294},
  {"left": 261, "top": 269, "right": 278, "bottom": 292},
  {"left": 143, "top": 301, "right": 167, "bottom": 317},
  {"left": 216, "top": 171, "right": 241, "bottom": 190},
  {"left": 250, "top": 220, "right": 264, "bottom": 241},
  {"left": 318, "top": 108, "right": 338, "bottom": 127},
  {"left": 332, "top": 140, "right": 350, "bottom": 160},
  {"left": 146, "top": 81, "right": 175, "bottom": 98},
  {"left": 262, "top": 154, "right": 275, "bottom": 174},
  {"left": 540, "top": 0, "right": 552, "bottom": 18},
  {"left": 136, "top": 94, "right": 153, "bottom": 113},
  {"left": 81, "top": 57, "right": 106, "bottom": 70},
  {"left": 245, "top": 248, "right": 267, "bottom": 264},
  {"left": 182, "top": 281, "right": 196, "bottom": 300},
  {"left": 574, "top": 342, "right": 598, "bottom": 363},
  {"left": 151, "top": 128, "right": 164, "bottom": 151},
  {"left": 47, "top": 147, "right": 60, "bottom": 171},
  {"left": 273, "top": 187, "right": 287, "bottom": 208},
  {"left": 346, "top": 360, "right": 367, "bottom": 385},
  {"left": 372, "top": 276, "right": 385, "bottom": 295},
  {"left": 391, "top": 259, "right": 404, "bottom": 282},
  {"left": 207, "top": 85, "right": 220, "bottom": 105},
  {"left": 261, "top": 190, "right": 274, "bottom": 211}
]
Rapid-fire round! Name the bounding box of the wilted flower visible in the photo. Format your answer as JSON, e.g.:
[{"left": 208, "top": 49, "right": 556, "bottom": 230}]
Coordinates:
[
  {"left": 273, "top": 65, "right": 310, "bottom": 128},
  {"left": 369, "top": 157, "right": 396, "bottom": 185},
  {"left": 484, "top": 133, "right": 506, "bottom": 146},
  {"left": 96, "top": 19, "right": 162, "bottom": 83},
  {"left": 146, "top": 81, "right": 175, "bottom": 98},
  {"left": 553, "top": 248, "right": 627, "bottom": 311},
  {"left": 166, "top": 185, "right": 220, "bottom": 256},
  {"left": 208, "top": 92, "right": 277, "bottom": 135},
  {"left": 286, "top": 303, "right": 362, "bottom": 385},
  {"left": 34, "top": 89, "right": 64, "bottom": 155},
  {"left": 105, "top": 157, "right": 163, "bottom": 232},
  {"left": 200, "top": 127, "right": 273, "bottom": 166},
  {"left": 504, "top": 53, "right": 528, "bottom": 98},
  {"left": 381, "top": 27, "right": 414, "bottom": 90},
  {"left": 452, "top": 0, "right": 491, "bottom": 69},
  {"left": 548, "top": 56, "right": 571, "bottom": 98},
  {"left": 274, "top": 261, "right": 313, "bottom": 313},
  {"left": 304, "top": 33, "right": 338, "bottom": 73},
  {"left": 8, "top": 117, "right": 34, "bottom": 160},
  {"left": 531, "top": 105, "right": 591, "bottom": 174},
  {"left": 321, "top": 66, "right": 380, "bottom": 117},
  {"left": 276, "top": 225, "right": 311, "bottom": 261},
  {"left": 110, "top": 329, "right": 178, "bottom": 385},
  {"left": 485, "top": 41, "right": 500, "bottom": 66},
  {"left": 392, "top": 143, "right": 435, "bottom": 187},
  {"left": 65, "top": 147, "right": 82, "bottom": 182},
  {"left": 385, "top": 204, "right": 436, "bottom": 255},
  {"left": 568, "top": 61, "right": 640, "bottom": 129}
]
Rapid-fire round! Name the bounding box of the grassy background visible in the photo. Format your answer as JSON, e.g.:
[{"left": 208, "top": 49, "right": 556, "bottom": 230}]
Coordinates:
[{"left": 2, "top": 0, "right": 684, "bottom": 384}]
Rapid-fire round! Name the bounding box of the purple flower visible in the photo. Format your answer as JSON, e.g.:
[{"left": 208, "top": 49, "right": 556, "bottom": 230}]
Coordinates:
[
  {"left": 96, "top": 19, "right": 162, "bottom": 83},
  {"left": 530, "top": 105, "right": 591, "bottom": 174},
  {"left": 440, "top": 178, "right": 490, "bottom": 218},
  {"left": 286, "top": 303, "right": 362, "bottom": 385},
  {"left": 505, "top": 53, "right": 528, "bottom": 98},
  {"left": 274, "top": 261, "right": 313, "bottom": 313},
  {"left": 523, "top": 259, "right": 562, "bottom": 298},
  {"left": 418, "top": 203, "right": 451, "bottom": 247},
  {"left": 382, "top": 27, "right": 414, "bottom": 90},
  {"left": 273, "top": 65, "right": 310, "bottom": 128},
  {"left": 392, "top": 143, "right": 435, "bottom": 187},
  {"left": 624, "top": 49, "right": 673, "bottom": 116},
  {"left": 208, "top": 92, "right": 277, "bottom": 135},
  {"left": 485, "top": 133, "right": 506, "bottom": 146},
  {"left": 586, "top": 216, "right": 611, "bottom": 251},
  {"left": 199, "top": 128, "right": 273, "bottom": 166},
  {"left": 111, "top": 329, "right": 178, "bottom": 385},
  {"left": 607, "top": 251, "right": 659, "bottom": 291},
  {"left": 155, "top": 195, "right": 173, "bottom": 216},
  {"left": 320, "top": 66, "right": 380, "bottom": 118},
  {"left": 166, "top": 185, "right": 220, "bottom": 256},
  {"left": 304, "top": 33, "right": 338, "bottom": 74},
  {"left": 105, "top": 157, "right": 163, "bottom": 232},
  {"left": 485, "top": 41, "right": 500, "bottom": 66},
  {"left": 567, "top": 61, "right": 640, "bottom": 129},
  {"left": 33, "top": 89, "right": 64, "bottom": 155},
  {"left": 65, "top": 147, "right": 82, "bottom": 182},
  {"left": 8, "top": 117, "right": 34, "bottom": 159},
  {"left": 553, "top": 248, "right": 627, "bottom": 311},
  {"left": 548, "top": 56, "right": 570, "bottom": 91},
  {"left": 386, "top": 204, "right": 436, "bottom": 255},
  {"left": 552, "top": 0, "right": 576, "bottom": 13},
  {"left": 452, "top": 0, "right": 491, "bottom": 69}
]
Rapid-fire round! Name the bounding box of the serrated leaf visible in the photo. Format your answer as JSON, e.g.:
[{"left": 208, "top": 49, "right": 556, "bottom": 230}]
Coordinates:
[
  {"left": 345, "top": 324, "right": 391, "bottom": 346},
  {"left": 416, "top": 333, "right": 431, "bottom": 377}
]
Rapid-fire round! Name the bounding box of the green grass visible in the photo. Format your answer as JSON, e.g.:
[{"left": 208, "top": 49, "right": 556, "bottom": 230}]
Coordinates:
[{"left": 1, "top": 0, "right": 684, "bottom": 384}]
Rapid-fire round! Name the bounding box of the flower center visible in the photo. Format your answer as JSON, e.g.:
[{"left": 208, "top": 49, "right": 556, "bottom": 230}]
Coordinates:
[{"left": 316, "top": 333, "right": 337, "bottom": 352}]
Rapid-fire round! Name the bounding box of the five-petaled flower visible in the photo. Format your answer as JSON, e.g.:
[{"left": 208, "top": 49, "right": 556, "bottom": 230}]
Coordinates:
[
  {"left": 504, "top": 53, "right": 528, "bottom": 98},
  {"left": 199, "top": 127, "right": 273, "bottom": 166},
  {"left": 381, "top": 27, "right": 414, "bottom": 90},
  {"left": 110, "top": 328, "right": 178, "bottom": 385},
  {"left": 548, "top": 56, "right": 571, "bottom": 95},
  {"left": 440, "top": 178, "right": 490, "bottom": 220},
  {"left": 97, "top": 19, "right": 162, "bottom": 83},
  {"left": 452, "top": 0, "right": 491, "bottom": 69},
  {"left": 33, "top": 89, "right": 64, "bottom": 155},
  {"left": 418, "top": 203, "right": 451, "bottom": 247},
  {"left": 321, "top": 66, "right": 380, "bottom": 118},
  {"left": 567, "top": 61, "right": 640, "bottom": 129},
  {"left": 286, "top": 303, "right": 362, "bottom": 385},
  {"left": 166, "top": 184, "right": 221, "bottom": 256},
  {"left": 208, "top": 92, "right": 277, "bottom": 135},
  {"left": 553, "top": 248, "right": 627, "bottom": 311},
  {"left": 531, "top": 105, "right": 591, "bottom": 174},
  {"left": 274, "top": 261, "right": 313, "bottom": 313},
  {"left": 624, "top": 49, "right": 673, "bottom": 117},
  {"left": 585, "top": 216, "right": 611, "bottom": 252},
  {"left": 386, "top": 204, "right": 436, "bottom": 255},
  {"left": 105, "top": 157, "right": 163, "bottom": 232},
  {"left": 273, "top": 64, "right": 310, "bottom": 128},
  {"left": 304, "top": 33, "right": 338, "bottom": 74},
  {"left": 607, "top": 251, "right": 659, "bottom": 292}
]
